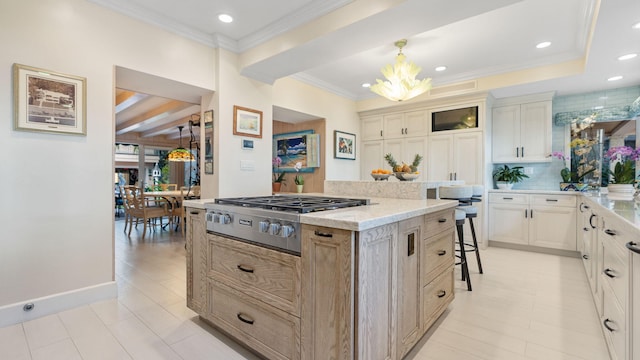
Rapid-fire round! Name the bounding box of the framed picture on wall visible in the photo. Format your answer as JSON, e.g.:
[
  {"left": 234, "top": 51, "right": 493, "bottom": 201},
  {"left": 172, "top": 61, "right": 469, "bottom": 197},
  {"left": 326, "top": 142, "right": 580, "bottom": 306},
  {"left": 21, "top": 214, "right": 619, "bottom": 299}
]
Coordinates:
[
  {"left": 13, "top": 63, "right": 87, "bottom": 136},
  {"left": 233, "top": 105, "right": 262, "bottom": 138},
  {"left": 334, "top": 130, "right": 356, "bottom": 160},
  {"left": 203, "top": 110, "right": 214, "bottom": 174}
]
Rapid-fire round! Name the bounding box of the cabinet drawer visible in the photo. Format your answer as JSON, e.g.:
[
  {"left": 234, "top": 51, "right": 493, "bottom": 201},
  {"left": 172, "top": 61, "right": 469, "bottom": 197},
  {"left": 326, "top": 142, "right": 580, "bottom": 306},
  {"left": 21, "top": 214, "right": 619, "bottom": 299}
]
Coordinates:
[
  {"left": 208, "top": 234, "right": 301, "bottom": 316},
  {"left": 601, "top": 236, "right": 628, "bottom": 307},
  {"left": 424, "top": 209, "right": 454, "bottom": 237},
  {"left": 602, "top": 285, "right": 626, "bottom": 360},
  {"left": 422, "top": 268, "right": 454, "bottom": 329},
  {"left": 422, "top": 230, "right": 454, "bottom": 283},
  {"left": 488, "top": 193, "right": 528, "bottom": 205},
  {"left": 530, "top": 194, "right": 576, "bottom": 207},
  {"left": 208, "top": 280, "right": 300, "bottom": 360}
]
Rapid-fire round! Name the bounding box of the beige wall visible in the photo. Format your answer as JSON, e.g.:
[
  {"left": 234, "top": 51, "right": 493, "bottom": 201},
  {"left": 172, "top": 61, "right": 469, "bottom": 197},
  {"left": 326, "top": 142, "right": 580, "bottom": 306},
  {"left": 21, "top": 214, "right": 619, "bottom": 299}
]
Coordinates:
[{"left": 0, "top": 0, "right": 215, "bottom": 320}]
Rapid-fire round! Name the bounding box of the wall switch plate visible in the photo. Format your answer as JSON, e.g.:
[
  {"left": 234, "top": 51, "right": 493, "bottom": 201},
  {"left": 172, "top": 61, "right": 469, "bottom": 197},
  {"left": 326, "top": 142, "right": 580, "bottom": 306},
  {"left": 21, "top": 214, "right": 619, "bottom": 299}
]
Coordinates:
[
  {"left": 524, "top": 167, "right": 533, "bottom": 175},
  {"left": 240, "top": 160, "right": 255, "bottom": 171}
]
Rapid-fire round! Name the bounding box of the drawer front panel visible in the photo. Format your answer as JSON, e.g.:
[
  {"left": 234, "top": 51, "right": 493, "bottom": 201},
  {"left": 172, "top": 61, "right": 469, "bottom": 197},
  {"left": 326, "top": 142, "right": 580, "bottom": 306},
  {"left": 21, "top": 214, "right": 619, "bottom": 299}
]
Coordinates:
[
  {"left": 488, "top": 193, "right": 528, "bottom": 205},
  {"left": 209, "top": 234, "right": 301, "bottom": 315},
  {"left": 602, "top": 286, "right": 626, "bottom": 360},
  {"left": 424, "top": 209, "right": 454, "bottom": 237},
  {"left": 422, "top": 231, "right": 454, "bottom": 283},
  {"left": 209, "top": 280, "right": 300, "bottom": 360},
  {"left": 601, "top": 236, "right": 628, "bottom": 307},
  {"left": 530, "top": 194, "right": 576, "bottom": 207},
  {"left": 422, "top": 268, "right": 454, "bottom": 328}
]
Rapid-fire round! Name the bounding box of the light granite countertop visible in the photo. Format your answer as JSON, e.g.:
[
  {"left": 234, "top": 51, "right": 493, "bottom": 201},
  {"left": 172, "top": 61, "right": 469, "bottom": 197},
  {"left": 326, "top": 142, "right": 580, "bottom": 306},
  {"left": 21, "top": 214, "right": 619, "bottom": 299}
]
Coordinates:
[
  {"left": 185, "top": 197, "right": 458, "bottom": 231},
  {"left": 488, "top": 189, "right": 582, "bottom": 195},
  {"left": 581, "top": 193, "right": 640, "bottom": 231}
]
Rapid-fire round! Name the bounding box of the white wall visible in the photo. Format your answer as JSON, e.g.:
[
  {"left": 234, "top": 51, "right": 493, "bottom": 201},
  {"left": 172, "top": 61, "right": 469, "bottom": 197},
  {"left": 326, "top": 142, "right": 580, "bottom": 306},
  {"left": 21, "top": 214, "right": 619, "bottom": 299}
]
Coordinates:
[
  {"left": 273, "top": 78, "right": 360, "bottom": 180},
  {"left": 0, "top": 0, "right": 215, "bottom": 322}
]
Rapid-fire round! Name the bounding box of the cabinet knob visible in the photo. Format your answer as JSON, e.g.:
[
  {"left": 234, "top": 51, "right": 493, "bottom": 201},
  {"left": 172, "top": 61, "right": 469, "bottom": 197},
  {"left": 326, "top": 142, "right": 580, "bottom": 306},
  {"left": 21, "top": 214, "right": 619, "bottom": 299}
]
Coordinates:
[
  {"left": 603, "top": 318, "right": 616, "bottom": 332},
  {"left": 603, "top": 268, "right": 616, "bottom": 278}
]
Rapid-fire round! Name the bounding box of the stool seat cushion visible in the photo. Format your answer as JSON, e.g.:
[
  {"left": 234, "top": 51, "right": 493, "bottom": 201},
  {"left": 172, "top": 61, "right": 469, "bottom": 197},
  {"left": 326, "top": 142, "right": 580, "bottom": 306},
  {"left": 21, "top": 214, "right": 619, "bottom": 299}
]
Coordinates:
[
  {"left": 455, "top": 209, "right": 466, "bottom": 221},
  {"left": 439, "top": 185, "right": 473, "bottom": 199},
  {"left": 457, "top": 206, "right": 478, "bottom": 215},
  {"left": 471, "top": 185, "right": 484, "bottom": 197}
]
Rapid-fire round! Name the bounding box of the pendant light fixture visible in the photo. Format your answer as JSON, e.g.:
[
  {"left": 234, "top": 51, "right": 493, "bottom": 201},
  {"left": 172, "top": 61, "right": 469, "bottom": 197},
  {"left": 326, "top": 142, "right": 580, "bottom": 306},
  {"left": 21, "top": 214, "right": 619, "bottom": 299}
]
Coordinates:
[
  {"left": 370, "top": 39, "right": 432, "bottom": 102},
  {"left": 167, "top": 125, "right": 194, "bottom": 162}
]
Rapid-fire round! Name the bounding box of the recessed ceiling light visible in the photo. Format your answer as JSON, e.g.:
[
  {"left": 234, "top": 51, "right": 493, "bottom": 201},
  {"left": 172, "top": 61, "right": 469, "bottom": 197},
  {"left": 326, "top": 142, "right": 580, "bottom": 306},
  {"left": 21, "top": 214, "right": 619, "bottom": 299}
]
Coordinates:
[
  {"left": 362, "top": 83, "right": 371, "bottom": 88},
  {"left": 536, "top": 41, "right": 551, "bottom": 49},
  {"left": 618, "top": 53, "right": 638, "bottom": 61},
  {"left": 607, "top": 75, "right": 623, "bottom": 81},
  {"left": 633, "top": 22, "right": 640, "bottom": 30},
  {"left": 218, "top": 14, "right": 233, "bottom": 23},
  {"left": 435, "top": 66, "right": 447, "bottom": 72}
]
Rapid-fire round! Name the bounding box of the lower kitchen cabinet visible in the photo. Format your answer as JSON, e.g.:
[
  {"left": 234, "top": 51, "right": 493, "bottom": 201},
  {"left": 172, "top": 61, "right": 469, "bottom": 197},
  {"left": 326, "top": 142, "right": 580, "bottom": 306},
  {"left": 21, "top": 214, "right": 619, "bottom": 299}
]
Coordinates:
[
  {"left": 488, "top": 192, "right": 576, "bottom": 251},
  {"left": 186, "top": 207, "right": 207, "bottom": 314}
]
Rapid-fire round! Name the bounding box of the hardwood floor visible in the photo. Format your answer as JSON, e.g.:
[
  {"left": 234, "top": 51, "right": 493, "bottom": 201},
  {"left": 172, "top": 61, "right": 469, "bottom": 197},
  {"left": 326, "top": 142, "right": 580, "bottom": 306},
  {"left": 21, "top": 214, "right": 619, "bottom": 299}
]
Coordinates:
[{"left": 0, "top": 219, "right": 609, "bottom": 360}]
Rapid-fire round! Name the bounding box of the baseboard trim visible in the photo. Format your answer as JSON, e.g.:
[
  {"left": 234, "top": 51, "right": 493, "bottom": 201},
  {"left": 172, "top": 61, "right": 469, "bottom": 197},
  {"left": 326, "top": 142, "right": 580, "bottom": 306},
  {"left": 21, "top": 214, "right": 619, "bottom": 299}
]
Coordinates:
[
  {"left": 488, "top": 241, "right": 580, "bottom": 258},
  {"left": 0, "top": 281, "right": 117, "bottom": 327}
]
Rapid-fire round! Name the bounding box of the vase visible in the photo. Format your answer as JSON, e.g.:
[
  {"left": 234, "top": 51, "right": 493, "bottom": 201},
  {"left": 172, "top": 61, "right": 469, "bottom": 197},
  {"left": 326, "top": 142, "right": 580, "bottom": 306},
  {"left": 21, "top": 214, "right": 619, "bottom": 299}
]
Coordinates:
[
  {"left": 496, "top": 182, "right": 513, "bottom": 190},
  {"left": 606, "top": 183, "right": 635, "bottom": 200},
  {"left": 559, "top": 182, "right": 588, "bottom": 191},
  {"left": 296, "top": 184, "right": 304, "bottom": 193},
  {"left": 272, "top": 182, "right": 282, "bottom": 193}
]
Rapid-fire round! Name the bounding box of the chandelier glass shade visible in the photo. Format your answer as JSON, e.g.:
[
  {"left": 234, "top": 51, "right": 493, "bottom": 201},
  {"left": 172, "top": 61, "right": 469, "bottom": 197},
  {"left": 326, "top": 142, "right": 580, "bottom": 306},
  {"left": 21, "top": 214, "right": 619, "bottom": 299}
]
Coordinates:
[
  {"left": 167, "top": 126, "right": 195, "bottom": 162},
  {"left": 370, "top": 39, "right": 432, "bottom": 102}
]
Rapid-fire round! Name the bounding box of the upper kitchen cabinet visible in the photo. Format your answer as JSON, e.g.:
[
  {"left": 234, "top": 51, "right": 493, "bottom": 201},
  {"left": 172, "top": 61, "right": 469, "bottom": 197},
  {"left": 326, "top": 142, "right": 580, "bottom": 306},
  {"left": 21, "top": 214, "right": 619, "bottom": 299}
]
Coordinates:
[
  {"left": 361, "top": 115, "right": 384, "bottom": 141},
  {"left": 492, "top": 94, "right": 553, "bottom": 163},
  {"left": 383, "top": 110, "right": 429, "bottom": 139},
  {"left": 427, "top": 131, "right": 482, "bottom": 184}
]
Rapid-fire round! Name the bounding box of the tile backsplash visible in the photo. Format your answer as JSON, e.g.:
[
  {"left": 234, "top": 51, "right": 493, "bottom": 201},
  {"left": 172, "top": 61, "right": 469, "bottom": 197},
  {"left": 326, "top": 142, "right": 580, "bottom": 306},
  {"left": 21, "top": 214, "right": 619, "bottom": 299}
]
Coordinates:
[{"left": 493, "top": 85, "right": 640, "bottom": 190}]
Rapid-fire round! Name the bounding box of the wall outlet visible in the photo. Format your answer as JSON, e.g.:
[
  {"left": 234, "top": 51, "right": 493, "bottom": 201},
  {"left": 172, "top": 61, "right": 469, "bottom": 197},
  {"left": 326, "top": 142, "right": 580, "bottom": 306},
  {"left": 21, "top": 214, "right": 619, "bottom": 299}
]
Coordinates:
[{"left": 524, "top": 167, "right": 533, "bottom": 175}]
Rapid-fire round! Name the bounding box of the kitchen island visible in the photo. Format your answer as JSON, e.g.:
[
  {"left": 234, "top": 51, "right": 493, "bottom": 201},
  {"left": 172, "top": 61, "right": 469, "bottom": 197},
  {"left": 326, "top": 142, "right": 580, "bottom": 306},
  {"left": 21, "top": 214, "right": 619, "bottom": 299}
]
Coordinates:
[{"left": 184, "top": 196, "right": 458, "bottom": 360}]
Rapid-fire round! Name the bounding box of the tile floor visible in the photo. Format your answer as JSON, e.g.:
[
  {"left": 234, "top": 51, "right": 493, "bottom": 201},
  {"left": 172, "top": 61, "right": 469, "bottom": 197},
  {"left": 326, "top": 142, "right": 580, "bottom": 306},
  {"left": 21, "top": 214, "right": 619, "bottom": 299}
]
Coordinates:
[{"left": 0, "top": 219, "right": 610, "bottom": 360}]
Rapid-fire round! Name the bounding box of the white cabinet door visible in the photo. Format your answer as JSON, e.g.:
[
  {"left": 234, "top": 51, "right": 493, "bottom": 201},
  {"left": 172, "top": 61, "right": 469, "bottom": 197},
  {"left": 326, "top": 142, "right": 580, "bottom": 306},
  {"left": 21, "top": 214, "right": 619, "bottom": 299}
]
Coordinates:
[
  {"left": 362, "top": 115, "right": 384, "bottom": 141},
  {"left": 529, "top": 205, "right": 577, "bottom": 250},
  {"left": 404, "top": 110, "right": 429, "bottom": 138},
  {"left": 361, "top": 141, "right": 385, "bottom": 180},
  {"left": 454, "top": 132, "right": 482, "bottom": 185},
  {"left": 492, "top": 105, "right": 520, "bottom": 163},
  {"left": 383, "top": 113, "right": 405, "bottom": 139},
  {"left": 427, "top": 135, "right": 454, "bottom": 181},
  {"left": 520, "top": 101, "right": 552, "bottom": 162},
  {"left": 488, "top": 203, "right": 528, "bottom": 244}
]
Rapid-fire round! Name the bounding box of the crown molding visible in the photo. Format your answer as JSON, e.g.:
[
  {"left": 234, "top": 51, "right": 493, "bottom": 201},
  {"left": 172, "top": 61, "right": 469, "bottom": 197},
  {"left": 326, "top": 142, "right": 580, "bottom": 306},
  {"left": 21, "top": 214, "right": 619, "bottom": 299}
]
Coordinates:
[{"left": 290, "top": 73, "right": 358, "bottom": 100}]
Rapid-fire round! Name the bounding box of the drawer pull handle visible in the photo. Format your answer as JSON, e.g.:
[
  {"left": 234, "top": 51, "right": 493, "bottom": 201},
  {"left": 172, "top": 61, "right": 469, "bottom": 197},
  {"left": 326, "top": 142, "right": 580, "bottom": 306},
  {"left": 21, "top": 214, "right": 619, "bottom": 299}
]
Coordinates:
[
  {"left": 190, "top": 211, "right": 199, "bottom": 215},
  {"left": 437, "top": 250, "right": 447, "bottom": 256},
  {"left": 237, "top": 313, "right": 255, "bottom": 325},
  {"left": 627, "top": 242, "right": 640, "bottom": 254},
  {"left": 503, "top": 197, "right": 513, "bottom": 200},
  {"left": 314, "top": 230, "right": 333, "bottom": 238},
  {"left": 237, "top": 265, "right": 254, "bottom": 273},
  {"left": 604, "top": 229, "right": 617, "bottom": 236},
  {"left": 603, "top": 268, "right": 616, "bottom": 278},
  {"left": 603, "top": 318, "right": 616, "bottom": 332},
  {"left": 582, "top": 254, "right": 589, "bottom": 260},
  {"left": 438, "top": 218, "right": 447, "bottom": 223},
  {"left": 589, "top": 214, "right": 597, "bottom": 229},
  {"left": 436, "top": 290, "right": 446, "bottom": 298},
  {"left": 545, "top": 199, "right": 558, "bottom": 202}
]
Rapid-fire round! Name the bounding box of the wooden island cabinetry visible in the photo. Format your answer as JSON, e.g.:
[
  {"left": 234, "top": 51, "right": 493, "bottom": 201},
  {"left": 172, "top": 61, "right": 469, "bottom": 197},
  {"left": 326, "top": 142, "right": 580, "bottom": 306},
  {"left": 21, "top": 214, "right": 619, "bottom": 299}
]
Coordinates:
[{"left": 186, "top": 205, "right": 456, "bottom": 360}]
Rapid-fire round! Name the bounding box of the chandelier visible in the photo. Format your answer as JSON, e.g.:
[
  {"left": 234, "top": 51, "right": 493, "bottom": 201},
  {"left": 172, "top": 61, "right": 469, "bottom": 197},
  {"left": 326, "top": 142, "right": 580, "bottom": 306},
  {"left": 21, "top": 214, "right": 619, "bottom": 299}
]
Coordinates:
[
  {"left": 370, "top": 39, "right": 432, "bottom": 102},
  {"left": 167, "top": 125, "right": 195, "bottom": 162}
]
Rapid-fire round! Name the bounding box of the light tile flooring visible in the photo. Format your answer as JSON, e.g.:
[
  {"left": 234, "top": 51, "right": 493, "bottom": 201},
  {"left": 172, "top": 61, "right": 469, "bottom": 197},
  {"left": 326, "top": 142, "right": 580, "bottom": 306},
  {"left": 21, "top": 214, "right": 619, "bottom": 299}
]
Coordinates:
[{"left": 1, "top": 219, "right": 610, "bottom": 360}]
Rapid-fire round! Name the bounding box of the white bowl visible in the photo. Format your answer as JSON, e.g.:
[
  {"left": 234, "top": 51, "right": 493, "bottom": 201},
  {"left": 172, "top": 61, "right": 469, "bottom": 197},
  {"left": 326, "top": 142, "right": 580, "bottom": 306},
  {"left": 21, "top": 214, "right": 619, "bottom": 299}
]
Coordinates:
[
  {"left": 371, "top": 173, "right": 391, "bottom": 181},
  {"left": 394, "top": 172, "right": 419, "bottom": 181}
]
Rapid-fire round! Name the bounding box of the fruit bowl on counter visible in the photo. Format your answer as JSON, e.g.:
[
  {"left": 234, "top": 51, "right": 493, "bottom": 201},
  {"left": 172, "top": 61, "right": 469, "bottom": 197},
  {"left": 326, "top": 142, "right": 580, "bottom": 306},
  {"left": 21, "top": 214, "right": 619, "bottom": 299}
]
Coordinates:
[
  {"left": 371, "top": 169, "right": 392, "bottom": 181},
  {"left": 394, "top": 172, "right": 420, "bottom": 181}
]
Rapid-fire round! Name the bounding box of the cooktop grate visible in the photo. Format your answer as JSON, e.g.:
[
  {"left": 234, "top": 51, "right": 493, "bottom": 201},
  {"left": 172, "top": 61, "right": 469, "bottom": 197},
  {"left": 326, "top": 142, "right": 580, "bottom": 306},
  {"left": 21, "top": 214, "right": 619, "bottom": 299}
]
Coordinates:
[{"left": 214, "top": 195, "right": 369, "bottom": 214}]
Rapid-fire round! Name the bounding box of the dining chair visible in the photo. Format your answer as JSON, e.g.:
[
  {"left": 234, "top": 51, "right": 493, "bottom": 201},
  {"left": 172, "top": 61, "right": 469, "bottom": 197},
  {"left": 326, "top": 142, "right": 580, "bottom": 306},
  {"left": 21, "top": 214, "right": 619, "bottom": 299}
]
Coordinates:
[
  {"left": 160, "top": 183, "right": 178, "bottom": 191},
  {"left": 122, "top": 185, "right": 172, "bottom": 238}
]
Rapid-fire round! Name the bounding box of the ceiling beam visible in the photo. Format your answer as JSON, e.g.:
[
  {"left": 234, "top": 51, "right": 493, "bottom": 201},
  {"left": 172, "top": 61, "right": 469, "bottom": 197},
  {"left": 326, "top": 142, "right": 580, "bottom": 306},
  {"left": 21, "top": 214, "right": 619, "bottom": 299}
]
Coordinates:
[
  {"left": 140, "top": 113, "right": 200, "bottom": 138},
  {"left": 116, "top": 100, "right": 194, "bottom": 135}
]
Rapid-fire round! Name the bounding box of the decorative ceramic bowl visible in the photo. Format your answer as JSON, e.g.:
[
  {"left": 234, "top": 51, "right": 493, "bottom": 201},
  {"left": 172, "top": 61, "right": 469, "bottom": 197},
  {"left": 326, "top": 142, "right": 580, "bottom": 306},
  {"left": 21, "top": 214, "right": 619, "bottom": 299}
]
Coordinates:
[
  {"left": 371, "top": 173, "right": 391, "bottom": 181},
  {"left": 394, "top": 172, "right": 419, "bottom": 181}
]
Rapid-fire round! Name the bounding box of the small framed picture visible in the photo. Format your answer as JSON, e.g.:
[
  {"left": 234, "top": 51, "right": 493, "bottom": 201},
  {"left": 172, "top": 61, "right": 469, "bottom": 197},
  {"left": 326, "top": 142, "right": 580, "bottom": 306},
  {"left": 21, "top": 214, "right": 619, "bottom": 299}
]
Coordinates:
[
  {"left": 203, "top": 110, "right": 214, "bottom": 160},
  {"left": 241, "top": 139, "right": 254, "bottom": 150},
  {"left": 233, "top": 105, "right": 262, "bottom": 138},
  {"left": 13, "top": 63, "right": 87, "bottom": 136},
  {"left": 204, "top": 159, "right": 213, "bottom": 175},
  {"left": 334, "top": 130, "right": 356, "bottom": 160}
]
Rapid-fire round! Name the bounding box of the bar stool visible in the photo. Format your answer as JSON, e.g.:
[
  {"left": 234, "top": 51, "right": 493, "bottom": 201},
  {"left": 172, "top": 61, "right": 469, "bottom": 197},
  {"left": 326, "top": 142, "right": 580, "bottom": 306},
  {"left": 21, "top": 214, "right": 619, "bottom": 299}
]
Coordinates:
[
  {"left": 439, "top": 185, "right": 474, "bottom": 291},
  {"left": 456, "top": 185, "right": 484, "bottom": 276}
]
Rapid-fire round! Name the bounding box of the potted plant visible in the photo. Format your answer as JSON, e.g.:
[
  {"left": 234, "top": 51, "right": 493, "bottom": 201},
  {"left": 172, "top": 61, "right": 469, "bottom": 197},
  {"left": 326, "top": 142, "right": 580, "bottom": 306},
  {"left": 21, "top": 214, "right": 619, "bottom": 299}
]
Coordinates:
[
  {"left": 492, "top": 164, "right": 529, "bottom": 190},
  {"left": 604, "top": 146, "right": 639, "bottom": 198},
  {"left": 272, "top": 157, "right": 286, "bottom": 192},
  {"left": 551, "top": 138, "right": 599, "bottom": 191}
]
